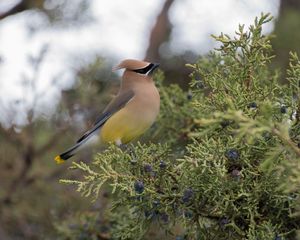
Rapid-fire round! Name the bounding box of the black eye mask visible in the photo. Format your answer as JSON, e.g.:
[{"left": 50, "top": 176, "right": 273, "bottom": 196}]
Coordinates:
[{"left": 133, "top": 63, "right": 154, "bottom": 74}]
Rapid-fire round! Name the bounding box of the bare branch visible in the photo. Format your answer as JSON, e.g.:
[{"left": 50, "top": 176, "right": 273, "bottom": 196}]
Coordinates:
[{"left": 0, "top": 0, "right": 29, "bottom": 20}]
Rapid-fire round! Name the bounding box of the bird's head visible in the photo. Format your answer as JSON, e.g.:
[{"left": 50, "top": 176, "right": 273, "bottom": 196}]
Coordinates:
[{"left": 113, "top": 59, "right": 159, "bottom": 76}]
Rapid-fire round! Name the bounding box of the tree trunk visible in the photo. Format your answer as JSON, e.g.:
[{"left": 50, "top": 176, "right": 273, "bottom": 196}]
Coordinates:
[
  {"left": 272, "top": 0, "right": 300, "bottom": 80},
  {"left": 144, "top": 0, "right": 175, "bottom": 62}
]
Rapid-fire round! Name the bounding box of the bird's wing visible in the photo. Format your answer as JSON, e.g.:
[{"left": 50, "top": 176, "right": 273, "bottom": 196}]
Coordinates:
[{"left": 76, "top": 90, "right": 135, "bottom": 144}]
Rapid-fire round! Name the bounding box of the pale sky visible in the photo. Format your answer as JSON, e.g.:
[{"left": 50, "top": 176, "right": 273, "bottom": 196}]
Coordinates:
[{"left": 0, "top": 0, "right": 280, "bottom": 126}]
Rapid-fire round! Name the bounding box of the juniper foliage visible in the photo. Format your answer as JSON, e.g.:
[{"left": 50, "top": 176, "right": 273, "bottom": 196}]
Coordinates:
[{"left": 59, "top": 14, "right": 300, "bottom": 240}]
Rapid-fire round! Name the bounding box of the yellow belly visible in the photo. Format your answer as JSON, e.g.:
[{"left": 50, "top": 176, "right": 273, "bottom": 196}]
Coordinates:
[{"left": 100, "top": 108, "right": 152, "bottom": 144}]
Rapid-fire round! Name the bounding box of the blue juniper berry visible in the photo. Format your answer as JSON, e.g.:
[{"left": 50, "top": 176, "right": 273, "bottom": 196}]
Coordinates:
[
  {"left": 143, "top": 163, "right": 153, "bottom": 173},
  {"left": 160, "top": 213, "right": 169, "bottom": 224},
  {"left": 226, "top": 149, "right": 239, "bottom": 161},
  {"left": 182, "top": 188, "right": 194, "bottom": 203},
  {"left": 134, "top": 180, "right": 144, "bottom": 194},
  {"left": 280, "top": 106, "right": 287, "bottom": 114},
  {"left": 187, "top": 91, "right": 192, "bottom": 100},
  {"left": 159, "top": 161, "right": 167, "bottom": 169},
  {"left": 247, "top": 102, "right": 257, "bottom": 109}
]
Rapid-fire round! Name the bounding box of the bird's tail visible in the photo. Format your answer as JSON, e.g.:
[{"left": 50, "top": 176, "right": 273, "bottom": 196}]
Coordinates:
[{"left": 54, "top": 132, "right": 99, "bottom": 164}]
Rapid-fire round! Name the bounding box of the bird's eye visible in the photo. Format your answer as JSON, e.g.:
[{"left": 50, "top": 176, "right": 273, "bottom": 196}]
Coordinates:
[{"left": 133, "top": 63, "right": 154, "bottom": 74}]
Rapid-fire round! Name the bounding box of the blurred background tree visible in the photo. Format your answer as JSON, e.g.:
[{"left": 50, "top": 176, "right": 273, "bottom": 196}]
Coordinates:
[
  {"left": 0, "top": 51, "right": 117, "bottom": 238},
  {"left": 272, "top": 0, "right": 300, "bottom": 80},
  {"left": 0, "top": 2, "right": 117, "bottom": 238},
  {"left": 0, "top": 0, "right": 91, "bottom": 24}
]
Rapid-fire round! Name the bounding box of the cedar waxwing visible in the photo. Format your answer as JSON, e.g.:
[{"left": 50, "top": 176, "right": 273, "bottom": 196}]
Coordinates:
[{"left": 54, "top": 59, "right": 160, "bottom": 164}]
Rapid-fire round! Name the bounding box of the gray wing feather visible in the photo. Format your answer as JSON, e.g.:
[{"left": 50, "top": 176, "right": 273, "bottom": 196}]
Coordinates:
[{"left": 76, "top": 90, "right": 134, "bottom": 143}]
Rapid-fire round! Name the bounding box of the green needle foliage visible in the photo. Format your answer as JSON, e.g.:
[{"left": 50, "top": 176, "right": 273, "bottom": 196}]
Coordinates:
[{"left": 58, "top": 14, "right": 300, "bottom": 240}]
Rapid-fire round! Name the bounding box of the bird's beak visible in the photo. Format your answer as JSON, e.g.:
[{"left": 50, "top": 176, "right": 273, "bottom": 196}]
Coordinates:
[
  {"left": 112, "top": 65, "right": 122, "bottom": 71},
  {"left": 148, "top": 63, "right": 160, "bottom": 75},
  {"left": 153, "top": 63, "right": 160, "bottom": 69}
]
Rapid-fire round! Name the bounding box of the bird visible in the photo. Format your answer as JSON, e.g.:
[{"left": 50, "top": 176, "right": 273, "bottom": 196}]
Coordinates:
[{"left": 54, "top": 59, "right": 160, "bottom": 164}]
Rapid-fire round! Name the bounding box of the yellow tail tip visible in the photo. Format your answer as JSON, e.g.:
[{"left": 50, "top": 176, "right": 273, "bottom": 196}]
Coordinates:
[{"left": 55, "top": 155, "right": 65, "bottom": 164}]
